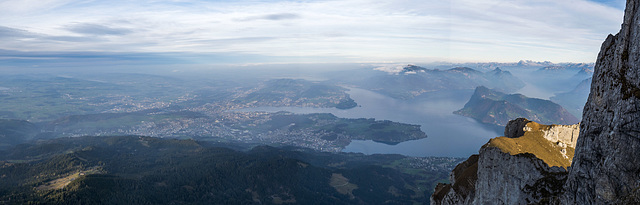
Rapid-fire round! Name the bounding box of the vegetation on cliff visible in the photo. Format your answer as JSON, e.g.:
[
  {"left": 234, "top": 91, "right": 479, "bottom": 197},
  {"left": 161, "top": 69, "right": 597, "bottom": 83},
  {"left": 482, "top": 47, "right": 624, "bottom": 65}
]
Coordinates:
[{"left": 486, "top": 120, "right": 575, "bottom": 168}]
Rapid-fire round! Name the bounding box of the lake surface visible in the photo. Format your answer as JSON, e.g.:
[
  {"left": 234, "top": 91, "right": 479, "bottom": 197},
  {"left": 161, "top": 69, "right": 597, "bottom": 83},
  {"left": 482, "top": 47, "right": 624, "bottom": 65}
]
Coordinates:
[{"left": 239, "top": 87, "right": 502, "bottom": 158}]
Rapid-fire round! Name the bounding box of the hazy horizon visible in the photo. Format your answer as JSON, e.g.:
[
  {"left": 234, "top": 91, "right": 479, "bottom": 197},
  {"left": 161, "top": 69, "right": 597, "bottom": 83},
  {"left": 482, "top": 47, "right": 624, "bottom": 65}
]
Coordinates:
[{"left": 0, "top": 0, "right": 627, "bottom": 69}]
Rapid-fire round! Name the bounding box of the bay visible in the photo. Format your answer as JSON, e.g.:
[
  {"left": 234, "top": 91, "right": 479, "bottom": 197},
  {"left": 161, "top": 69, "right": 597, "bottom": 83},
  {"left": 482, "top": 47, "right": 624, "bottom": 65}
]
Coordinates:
[{"left": 238, "top": 87, "right": 501, "bottom": 157}]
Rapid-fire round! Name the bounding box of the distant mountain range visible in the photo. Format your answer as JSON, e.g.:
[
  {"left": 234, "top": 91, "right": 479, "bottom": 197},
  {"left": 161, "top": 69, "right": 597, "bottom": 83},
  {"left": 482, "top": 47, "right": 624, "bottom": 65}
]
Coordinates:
[
  {"left": 551, "top": 77, "right": 592, "bottom": 118},
  {"left": 454, "top": 86, "right": 579, "bottom": 126},
  {"left": 535, "top": 64, "right": 594, "bottom": 84},
  {"left": 537, "top": 63, "right": 593, "bottom": 73},
  {"left": 356, "top": 65, "right": 525, "bottom": 99}
]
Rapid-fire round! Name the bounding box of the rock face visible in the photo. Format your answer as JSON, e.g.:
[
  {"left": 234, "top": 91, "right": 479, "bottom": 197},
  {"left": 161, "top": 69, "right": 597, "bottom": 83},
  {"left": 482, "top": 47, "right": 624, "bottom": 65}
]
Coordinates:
[
  {"left": 434, "top": 1, "right": 640, "bottom": 203},
  {"left": 562, "top": 0, "right": 640, "bottom": 203},
  {"left": 473, "top": 147, "right": 567, "bottom": 205},
  {"left": 431, "top": 155, "right": 478, "bottom": 205},
  {"left": 431, "top": 118, "right": 579, "bottom": 205}
]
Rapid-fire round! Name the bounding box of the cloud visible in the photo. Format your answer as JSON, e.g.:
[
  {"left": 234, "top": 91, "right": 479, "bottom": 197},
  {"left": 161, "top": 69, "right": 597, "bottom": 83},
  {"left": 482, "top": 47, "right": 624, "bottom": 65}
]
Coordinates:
[
  {"left": 0, "top": 49, "right": 353, "bottom": 68},
  {"left": 65, "top": 23, "right": 132, "bottom": 36},
  {"left": 238, "top": 13, "right": 301, "bottom": 21},
  {"left": 0, "top": 26, "right": 36, "bottom": 38},
  {"left": 45, "top": 35, "right": 98, "bottom": 42},
  {"left": 263, "top": 13, "right": 300, "bottom": 20},
  {"left": 0, "top": 0, "right": 74, "bottom": 14},
  {"left": 0, "top": 0, "right": 627, "bottom": 64},
  {"left": 0, "top": 25, "right": 94, "bottom": 42},
  {"left": 373, "top": 65, "right": 406, "bottom": 74}
]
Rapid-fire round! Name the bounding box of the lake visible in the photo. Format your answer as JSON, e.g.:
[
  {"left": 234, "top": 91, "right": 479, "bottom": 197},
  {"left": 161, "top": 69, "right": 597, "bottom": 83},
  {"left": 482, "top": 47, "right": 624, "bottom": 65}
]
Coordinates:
[{"left": 239, "top": 87, "right": 502, "bottom": 158}]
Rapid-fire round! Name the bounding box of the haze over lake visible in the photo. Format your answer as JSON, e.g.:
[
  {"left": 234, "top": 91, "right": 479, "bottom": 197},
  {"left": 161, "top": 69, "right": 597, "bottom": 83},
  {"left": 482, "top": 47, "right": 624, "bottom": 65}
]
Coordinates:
[{"left": 240, "top": 87, "right": 501, "bottom": 157}]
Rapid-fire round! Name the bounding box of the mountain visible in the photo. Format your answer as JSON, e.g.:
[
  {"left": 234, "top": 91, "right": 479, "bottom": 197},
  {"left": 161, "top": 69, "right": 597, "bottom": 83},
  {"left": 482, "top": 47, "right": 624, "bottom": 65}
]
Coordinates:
[
  {"left": 536, "top": 63, "right": 594, "bottom": 78},
  {"left": 454, "top": 86, "right": 579, "bottom": 126},
  {"left": 536, "top": 63, "right": 593, "bottom": 73},
  {"left": 0, "top": 136, "right": 459, "bottom": 204},
  {"left": 550, "top": 77, "right": 592, "bottom": 118},
  {"left": 574, "top": 66, "right": 594, "bottom": 78},
  {"left": 0, "top": 119, "right": 39, "bottom": 150},
  {"left": 361, "top": 65, "right": 525, "bottom": 99},
  {"left": 431, "top": 118, "right": 580, "bottom": 204},
  {"left": 434, "top": 1, "right": 640, "bottom": 203},
  {"left": 562, "top": 0, "right": 640, "bottom": 203}
]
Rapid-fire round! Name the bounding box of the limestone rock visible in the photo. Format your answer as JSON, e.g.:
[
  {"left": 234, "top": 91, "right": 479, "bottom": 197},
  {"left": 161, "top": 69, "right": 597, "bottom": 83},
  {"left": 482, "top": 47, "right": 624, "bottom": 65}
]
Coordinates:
[
  {"left": 431, "top": 119, "right": 579, "bottom": 205},
  {"left": 504, "top": 118, "right": 531, "bottom": 139},
  {"left": 473, "top": 147, "right": 567, "bottom": 205},
  {"left": 431, "top": 155, "right": 478, "bottom": 205},
  {"left": 562, "top": 0, "right": 640, "bottom": 203}
]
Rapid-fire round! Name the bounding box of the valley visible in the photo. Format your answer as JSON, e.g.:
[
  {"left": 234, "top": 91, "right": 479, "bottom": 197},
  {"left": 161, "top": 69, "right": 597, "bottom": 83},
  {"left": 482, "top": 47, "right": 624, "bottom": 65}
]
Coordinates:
[
  {"left": 0, "top": 62, "right": 593, "bottom": 204},
  {"left": 0, "top": 0, "right": 624, "bottom": 203}
]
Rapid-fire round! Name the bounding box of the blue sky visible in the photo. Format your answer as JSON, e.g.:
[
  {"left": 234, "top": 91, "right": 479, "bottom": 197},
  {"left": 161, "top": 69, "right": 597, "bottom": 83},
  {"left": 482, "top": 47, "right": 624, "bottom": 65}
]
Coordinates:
[{"left": 0, "top": 0, "right": 627, "bottom": 66}]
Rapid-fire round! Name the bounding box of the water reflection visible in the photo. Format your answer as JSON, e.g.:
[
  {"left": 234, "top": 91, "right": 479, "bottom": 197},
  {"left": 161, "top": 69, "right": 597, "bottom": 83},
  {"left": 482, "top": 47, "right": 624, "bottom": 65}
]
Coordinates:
[{"left": 239, "top": 87, "right": 502, "bottom": 157}]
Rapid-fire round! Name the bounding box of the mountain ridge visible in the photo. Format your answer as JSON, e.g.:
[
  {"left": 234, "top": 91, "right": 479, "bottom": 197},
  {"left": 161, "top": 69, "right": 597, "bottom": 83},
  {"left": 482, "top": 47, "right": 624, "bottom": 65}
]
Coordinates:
[
  {"left": 454, "top": 86, "right": 579, "bottom": 126},
  {"left": 364, "top": 65, "right": 525, "bottom": 99}
]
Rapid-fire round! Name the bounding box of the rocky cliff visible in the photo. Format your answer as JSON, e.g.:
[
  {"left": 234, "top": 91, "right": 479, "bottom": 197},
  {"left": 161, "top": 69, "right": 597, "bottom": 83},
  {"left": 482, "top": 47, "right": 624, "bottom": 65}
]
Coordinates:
[
  {"left": 434, "top": 1, "right": 640, "bottom": 204},
  {"left": 562, "top": 0, "right": 640, "bottom": 203},
  {"left": 431, "top": 118, "right": 579, "bottom": 205}
]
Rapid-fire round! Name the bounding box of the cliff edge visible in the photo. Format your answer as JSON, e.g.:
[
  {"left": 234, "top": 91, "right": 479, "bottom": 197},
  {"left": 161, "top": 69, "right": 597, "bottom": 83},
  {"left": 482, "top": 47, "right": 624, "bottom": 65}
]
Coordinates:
[
  {"left": 562, "top": 0, "right": 640, "bottom": 203},
  {"left": 431, "top": 118, "right": 579, "bottom": 205},
  {"left": 433, "top": 1, "right": 640, "bottom": 204}
]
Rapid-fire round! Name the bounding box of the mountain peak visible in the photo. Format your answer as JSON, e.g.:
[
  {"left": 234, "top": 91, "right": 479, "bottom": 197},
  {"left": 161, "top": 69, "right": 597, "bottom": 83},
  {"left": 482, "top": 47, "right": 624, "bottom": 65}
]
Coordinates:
[
  {"left": 401, "top": 64, "right": 427, "bottom": 73},
  {"left": 455, "top": 87, "right": 579, "bottom": 126},
  {"left": 447, "top": 67, "right": 480, "bottom": 74}
]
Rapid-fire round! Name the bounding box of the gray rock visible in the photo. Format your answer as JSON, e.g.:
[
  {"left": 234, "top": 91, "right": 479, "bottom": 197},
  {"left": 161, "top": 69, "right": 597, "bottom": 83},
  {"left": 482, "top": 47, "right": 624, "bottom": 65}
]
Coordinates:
[
  {"left": 431, "top": 155, "right": 478, "bottom": 205},
  {"left": 474, "top": 147, "right": 566, "bottom": 205},
  {"left": 433, "top": 1, "right": 640, "bottom": 203},
  {"left": 504, "top": 118, "right": 531, "bottom": 138},
  {"left": 562, "top": 0, "right": 640, "bottom": 204},
  {"left": 431, "top": 119, "right": 579, "bottom": 205}
]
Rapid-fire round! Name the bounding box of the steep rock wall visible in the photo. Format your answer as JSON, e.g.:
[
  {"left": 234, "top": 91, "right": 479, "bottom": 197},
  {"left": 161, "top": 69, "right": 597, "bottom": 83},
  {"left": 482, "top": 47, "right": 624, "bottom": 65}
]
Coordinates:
[
  {"left": 431, "top": 155, "right": 478, "bottom": 205},
  {"left": 474, "top": 147, "right": 567, "bottom": 205},
  {"left": 562, "top": 0, "right": 640, "bottom": 203}
]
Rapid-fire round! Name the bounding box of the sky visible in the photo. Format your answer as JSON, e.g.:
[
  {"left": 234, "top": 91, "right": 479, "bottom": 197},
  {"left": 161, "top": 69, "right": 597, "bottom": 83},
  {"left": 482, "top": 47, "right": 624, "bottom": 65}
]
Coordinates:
[{"left": 0, "top": 0, "right": 627, "bottom": 67}]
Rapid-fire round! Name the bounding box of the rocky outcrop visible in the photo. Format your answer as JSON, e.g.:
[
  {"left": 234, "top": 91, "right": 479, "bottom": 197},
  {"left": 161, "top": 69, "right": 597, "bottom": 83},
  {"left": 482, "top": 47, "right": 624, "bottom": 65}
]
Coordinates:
[
  {"left": 435, "top": 1, "right": 640, "bottom": 204},
  {"left": 431, "top": 118, "right": 579, "bottom": 205},
  {"left": 504, "top": 119, "right": 580, "bottom": 162},
  {"left": 473, "top": 147, "right": 567, "bottom": 205},
  {"left": 562, "top": 0, "right": 640, "bottom": 203},
  {"left": 431, "top": 155, "right": 478, "bottom": 205}
]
